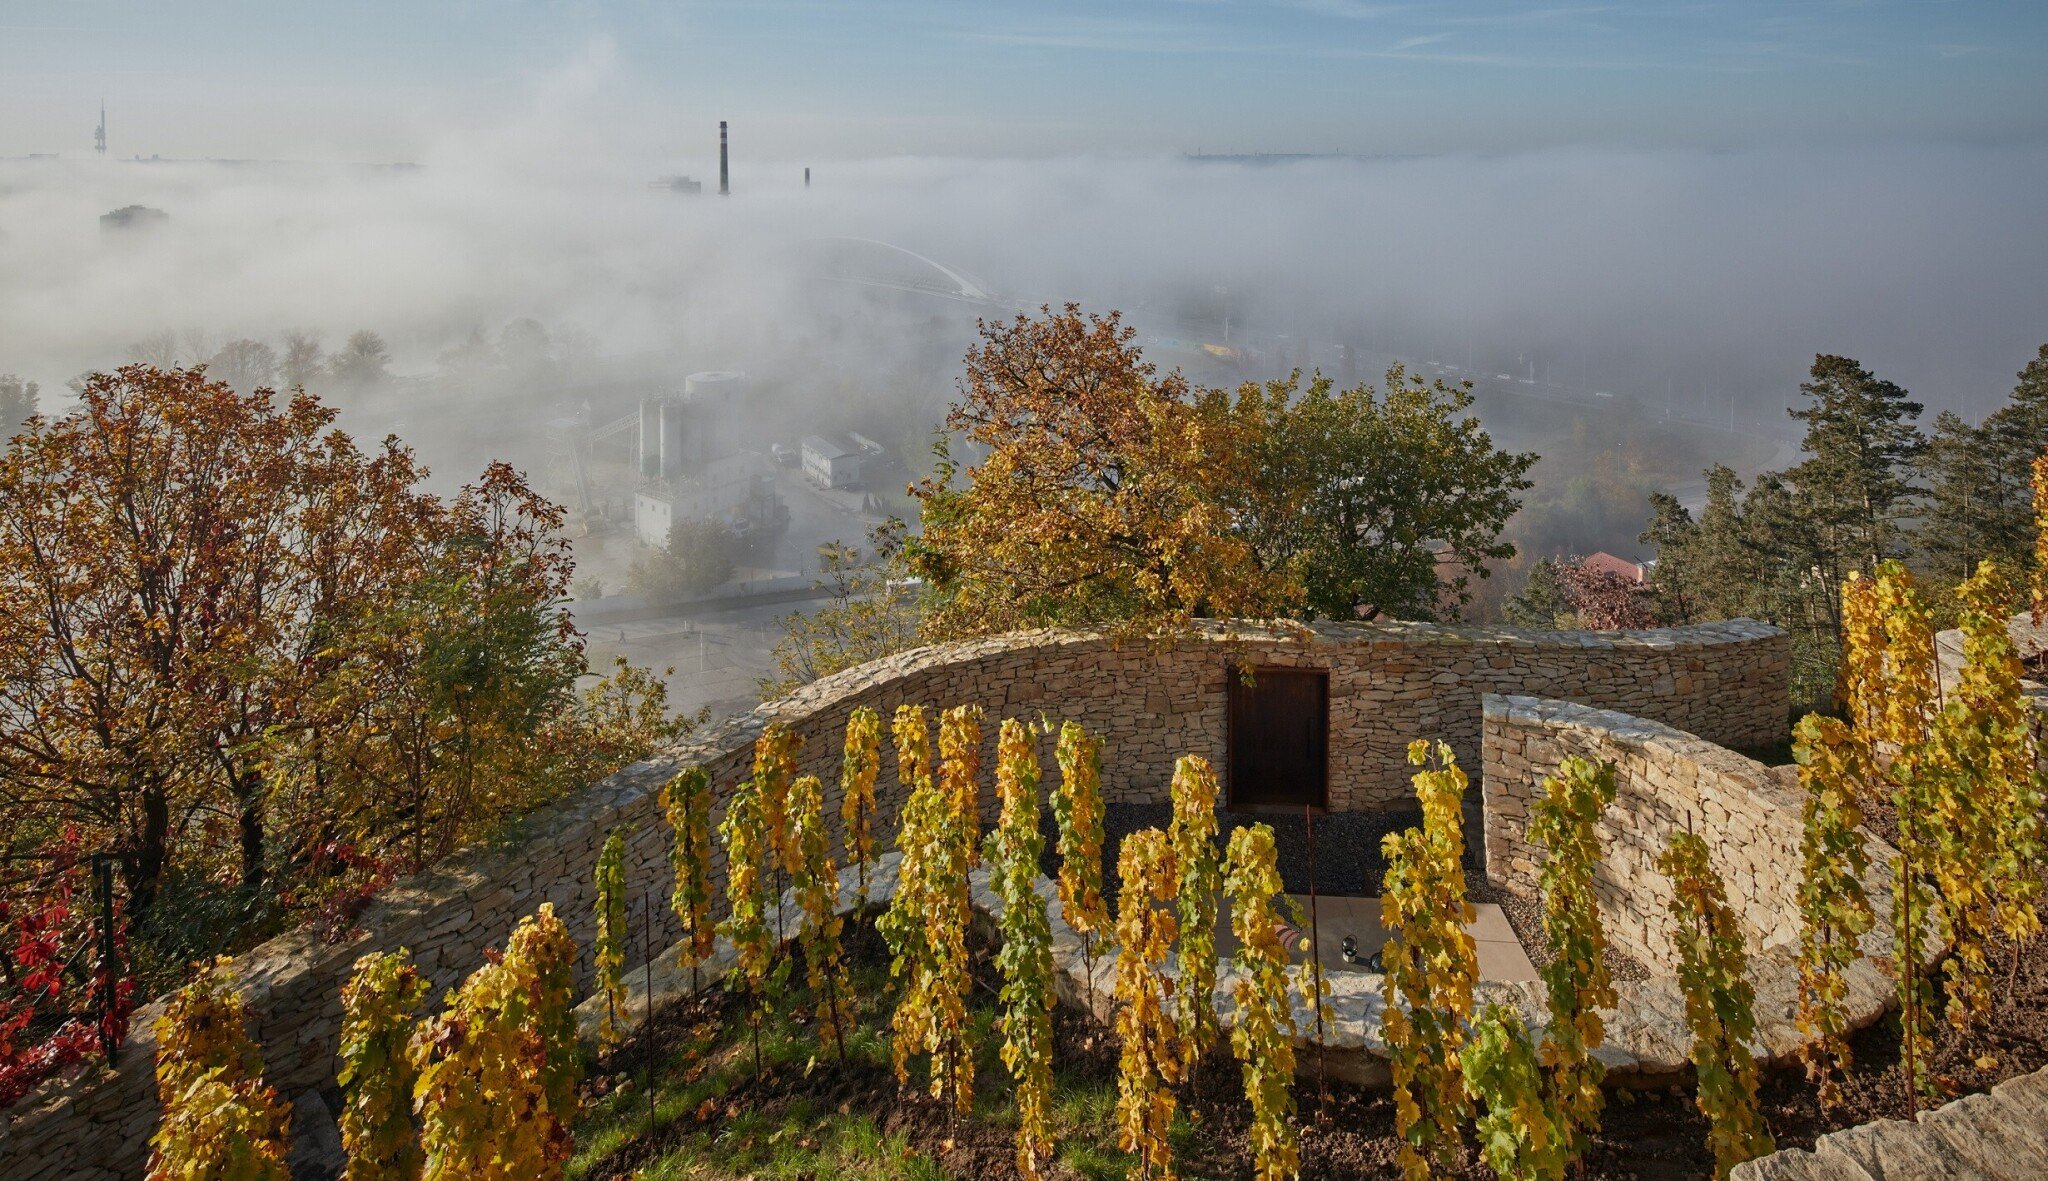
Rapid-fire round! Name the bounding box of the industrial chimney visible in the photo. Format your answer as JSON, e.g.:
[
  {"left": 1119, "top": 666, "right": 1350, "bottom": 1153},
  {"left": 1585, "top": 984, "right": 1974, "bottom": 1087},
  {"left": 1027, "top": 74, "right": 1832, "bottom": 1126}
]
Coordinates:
[{"left": 719, "top": 121, "right": 729, "bottom": 196}]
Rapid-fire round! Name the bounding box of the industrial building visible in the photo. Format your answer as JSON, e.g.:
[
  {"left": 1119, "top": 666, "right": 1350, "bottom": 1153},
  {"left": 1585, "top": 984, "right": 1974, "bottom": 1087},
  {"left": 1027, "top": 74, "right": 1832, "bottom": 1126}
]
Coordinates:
[
  {"left": 800, "top": 434, "right": 866, "bottom": 489},
  {"left": 623, "top": 371, "right": 788, "bottom": 550}
]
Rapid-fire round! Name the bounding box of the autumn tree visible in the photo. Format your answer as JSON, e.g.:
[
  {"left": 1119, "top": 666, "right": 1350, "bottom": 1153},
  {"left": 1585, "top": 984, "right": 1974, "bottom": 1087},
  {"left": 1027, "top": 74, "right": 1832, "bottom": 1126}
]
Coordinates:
[{"left": 904, "top": 305, "right": 1283, "bottom": 639}]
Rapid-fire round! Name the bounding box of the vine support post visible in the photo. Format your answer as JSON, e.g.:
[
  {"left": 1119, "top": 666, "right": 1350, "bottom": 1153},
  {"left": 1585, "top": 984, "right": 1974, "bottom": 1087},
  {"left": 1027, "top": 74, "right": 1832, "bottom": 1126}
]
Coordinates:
[
  {"left": 1305, "top": 804, "right": 1328, "bottom": 1115},
  {"left": 642, "top": 889, "right": 656, "bottom": 1141},
  {"left": 91, "top": 851, "right": 120, "bottom": 1066}
]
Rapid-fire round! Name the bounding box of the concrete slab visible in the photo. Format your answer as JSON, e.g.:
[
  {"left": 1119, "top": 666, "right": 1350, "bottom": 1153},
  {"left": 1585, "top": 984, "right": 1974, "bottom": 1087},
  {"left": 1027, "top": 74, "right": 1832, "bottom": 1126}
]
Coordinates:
[{"left": 1216, "top": 895, "right": 1539, "bottom": 983}]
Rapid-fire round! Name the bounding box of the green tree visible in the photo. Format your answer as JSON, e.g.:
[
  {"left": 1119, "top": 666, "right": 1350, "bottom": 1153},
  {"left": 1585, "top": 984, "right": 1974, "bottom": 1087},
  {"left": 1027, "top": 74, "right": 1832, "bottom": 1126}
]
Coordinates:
[
  {"left": 0, "top": 373, "right": 36, "bottom": 446},
  {"left": 629, "top": 518, "right": 736, "bottom": 600},
  {"left": 1917, "top": 345, "right": 2048, "bottom": 591},
  {"left": 329, "top": 330, "right": 392, "bottom": 392},
  {"left": 1639, "top": 491, "right": 1705, "bottom": 625},
  {"left": 1224, "top": 367, "right": 1536, "bottom": 621},
  {"left": 1505, "top": 558, "right": 1569, "bottom": 629},
  {"left": 764, "top": 536, "right": 923, "bottom": 695}
]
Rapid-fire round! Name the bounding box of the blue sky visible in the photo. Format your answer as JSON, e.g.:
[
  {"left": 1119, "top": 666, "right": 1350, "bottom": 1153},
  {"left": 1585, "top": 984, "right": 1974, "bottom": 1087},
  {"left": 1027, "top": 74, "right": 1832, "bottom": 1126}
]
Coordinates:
[{"left": 3, "top": 1, "right": 2045, "bottom": 159}]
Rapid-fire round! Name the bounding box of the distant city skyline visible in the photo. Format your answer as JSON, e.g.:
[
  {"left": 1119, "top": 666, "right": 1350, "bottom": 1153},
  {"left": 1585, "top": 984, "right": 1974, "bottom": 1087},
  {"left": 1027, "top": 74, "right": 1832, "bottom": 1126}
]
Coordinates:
[{"left": 2, "top": 1, "right": 2046, "bottom": 162}]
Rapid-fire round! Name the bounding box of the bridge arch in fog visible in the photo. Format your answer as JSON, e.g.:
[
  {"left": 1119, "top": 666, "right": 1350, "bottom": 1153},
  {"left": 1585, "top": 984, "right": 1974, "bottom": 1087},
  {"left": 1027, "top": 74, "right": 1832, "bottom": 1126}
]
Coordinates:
[{"left": 803, "top": 236, "right": 1000, "bottom": 305}]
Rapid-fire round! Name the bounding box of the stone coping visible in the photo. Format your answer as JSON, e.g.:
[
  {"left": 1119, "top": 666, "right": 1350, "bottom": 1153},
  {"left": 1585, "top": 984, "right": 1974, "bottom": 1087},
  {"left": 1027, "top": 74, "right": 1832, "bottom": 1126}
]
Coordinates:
[{"left": 1733, "top": 1066, "right": 2048, "bottom": 1180}]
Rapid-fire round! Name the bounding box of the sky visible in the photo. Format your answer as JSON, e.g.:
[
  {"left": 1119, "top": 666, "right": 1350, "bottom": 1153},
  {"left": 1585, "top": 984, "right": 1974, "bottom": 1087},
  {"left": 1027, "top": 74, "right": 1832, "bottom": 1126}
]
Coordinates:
[{"left": 3, "top": 1, "right": 2047, "bottom": 161}]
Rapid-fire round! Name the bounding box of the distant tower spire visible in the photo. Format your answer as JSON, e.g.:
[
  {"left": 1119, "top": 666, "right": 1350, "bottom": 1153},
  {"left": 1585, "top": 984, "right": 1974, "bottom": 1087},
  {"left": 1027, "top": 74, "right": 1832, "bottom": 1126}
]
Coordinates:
[
  {"left": 95, "top": 102, "right": 106, "bottom": 156},
  {"left": 719, "top": 120, "right": 729, "bottom": 196}
]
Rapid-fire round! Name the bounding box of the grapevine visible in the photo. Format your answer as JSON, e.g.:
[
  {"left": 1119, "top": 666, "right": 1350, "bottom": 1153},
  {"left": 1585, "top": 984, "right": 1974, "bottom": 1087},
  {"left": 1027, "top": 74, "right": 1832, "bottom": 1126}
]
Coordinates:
[
  {"left": 881, "top": 706, "right": 938, "bottom": 1087},
  {"left": 409, "top": 904, "right": 581, "bottom": 1181},
  {"left": 1869, "top": 561, "right": 1944, "bottom": 1096},
  {"left": 593, "top": 829, "right": 629, "bottom": 1051},
  {"left": 1224, "top": 823, "right": 1299, "bottom": 1181},
  {"left": 338, "top": 950, "right": 429, "bottom": 1181},
  {"left": 1528, "top": 754, "right": 1617, "bottom": 1159},
  {"left": 753, "top": 722, "right": 803, "bottom": 942},
  {"left": 147, "top": 959, "right": 292, "bottom": 1181},
  {"left": 1790, "top": 714, "right": 1874, "bottom": 1109},
  {"left": 1380, "top": 739, "right": 1479, "bottom": 1181},
  {"left": 2034, "top": 452, "right": 2048, "bottom": 622},
  {"left": 1052, "top": 721, "right": 1112, "bottom": 1011},
  {"left": 939, "top": 702, "right": 986, "bottom": 866},
  {"left": 719, "top": 779, "right": 781, "bottom": 1073},
  {"left": 840, "top": 706, "right": 884, "bottom": 906},
  {"left": 984, "top": 718, "right": 1057, "bottom": 1180},
  {"left": 1168, "top": 754, "right": 1223, "bottom": 1066},
  {"left": 789, "top": 772, "right": 854, "bottom": 1058},
  {"left": 1114, "top": 828, "right": 1183, "bottom": 1181},
  {"left": 880, "top": 704, "right": 975, "bottom": 1113},
  {"left": 659, "top": 765, "right": 716, "bottom": 993},
  {"left": 1943, "top": 563, "right": 2042, "bottom": 972},
  {"left": 1463, "top": 1004, "right": 1567, "bottom": 1181},
  {"left": 1658, "top": 833, "right": 1774, "bottom": 1179}
]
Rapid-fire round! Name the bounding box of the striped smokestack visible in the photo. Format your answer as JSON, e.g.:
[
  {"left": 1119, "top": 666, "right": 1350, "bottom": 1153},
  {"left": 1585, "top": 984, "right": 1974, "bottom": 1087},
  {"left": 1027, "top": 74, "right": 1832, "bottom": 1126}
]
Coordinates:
[{"left": 719, "top": 121, "right": 729, "bottom": 196}]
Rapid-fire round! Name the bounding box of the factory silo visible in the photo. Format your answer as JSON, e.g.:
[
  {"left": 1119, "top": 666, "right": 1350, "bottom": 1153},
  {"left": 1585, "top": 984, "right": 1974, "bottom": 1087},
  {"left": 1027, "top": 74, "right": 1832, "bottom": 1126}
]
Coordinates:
[
  {"left": 637, "top": 397, "right": 661, "bottom": 477},
  {"left": 659, "top": 396, "right": 689, "bottom": 480},
  {"left": 683, "top": 370, "right": 747, "bottom": 459}
]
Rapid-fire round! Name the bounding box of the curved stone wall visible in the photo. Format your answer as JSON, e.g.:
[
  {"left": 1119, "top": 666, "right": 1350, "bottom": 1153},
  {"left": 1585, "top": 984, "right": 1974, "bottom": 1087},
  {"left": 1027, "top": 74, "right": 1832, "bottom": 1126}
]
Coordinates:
[
  {"left": 0, "top": 618, "right": 1789, "bottom": 1178},
  {"left": 1479, "top": 694, "right": 1909, "bottom": 1079}
]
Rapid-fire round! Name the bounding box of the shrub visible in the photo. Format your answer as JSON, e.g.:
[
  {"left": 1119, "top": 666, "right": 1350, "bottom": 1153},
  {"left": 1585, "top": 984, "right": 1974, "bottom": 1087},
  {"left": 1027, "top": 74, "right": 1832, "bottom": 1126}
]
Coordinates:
[
  {"left": 659, "top": 766, "right": 716, "bottom": 992},
  {"left": 1528, "top": 755, "right": 1617, "bottom": 1155},
  {"left": 1168, "top": 754, "right": 1223, "bottom": 1065},
  {"left": 840, "top": 706, "right": 884, "bottom": 906},
  {"left": 1464, "top": 1003, "right": 1567, "bottom": 1181},
  {"left": 593, "top": 830, "right": 629, "bottom": 1051},
  {"left": 1052, "top": 721, "right": 1111, "bottom": 1008}
]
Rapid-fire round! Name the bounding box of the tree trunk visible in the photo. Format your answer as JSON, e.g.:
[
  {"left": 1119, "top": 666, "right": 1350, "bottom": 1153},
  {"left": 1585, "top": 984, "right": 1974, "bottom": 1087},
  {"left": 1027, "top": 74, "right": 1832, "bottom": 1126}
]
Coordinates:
[
  {"left": 128, "top": 786, "right": 170, "bottom": 918},
  {"left": 237, "top": 772, "right": 266, "bottom": 891}
]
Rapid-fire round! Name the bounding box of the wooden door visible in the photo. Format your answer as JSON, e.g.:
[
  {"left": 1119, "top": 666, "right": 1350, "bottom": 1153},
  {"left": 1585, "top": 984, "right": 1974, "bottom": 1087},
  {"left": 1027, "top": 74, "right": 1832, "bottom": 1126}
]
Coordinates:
[{"left": 1226, "top": 666, "right": 1329, "bottom": 811}]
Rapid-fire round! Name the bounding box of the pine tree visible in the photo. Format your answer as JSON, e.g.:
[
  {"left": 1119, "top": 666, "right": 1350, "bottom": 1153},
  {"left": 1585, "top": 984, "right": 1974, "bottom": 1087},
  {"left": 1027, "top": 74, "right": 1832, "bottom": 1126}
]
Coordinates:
[{"left": 1785, "top": 353, "right": 1925, "bottom": 595}]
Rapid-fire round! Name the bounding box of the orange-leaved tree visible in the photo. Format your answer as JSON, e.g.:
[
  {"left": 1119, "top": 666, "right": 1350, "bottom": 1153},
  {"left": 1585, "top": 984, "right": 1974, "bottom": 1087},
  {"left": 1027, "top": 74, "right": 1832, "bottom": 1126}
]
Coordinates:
[{"left": 903, "top": 305, "right": 1285, "bottom": 640}]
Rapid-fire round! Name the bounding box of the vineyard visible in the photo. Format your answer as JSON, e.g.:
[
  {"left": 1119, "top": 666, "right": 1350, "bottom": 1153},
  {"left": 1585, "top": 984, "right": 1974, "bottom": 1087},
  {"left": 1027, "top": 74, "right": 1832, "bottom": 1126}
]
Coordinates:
[{"left": 62, "top": 465, "right": 2048, "bottom": 1178}]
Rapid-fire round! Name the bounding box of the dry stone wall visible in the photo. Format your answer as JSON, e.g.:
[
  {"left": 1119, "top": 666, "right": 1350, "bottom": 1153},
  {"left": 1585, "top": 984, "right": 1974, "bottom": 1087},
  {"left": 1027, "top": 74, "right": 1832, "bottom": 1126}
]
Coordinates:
[
  {"left": 0, "top": 618, "right": 1787, "bottom": 1178},
  {"left": 1481, "top": 693, "right": 1806, "bottom": 969}
]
